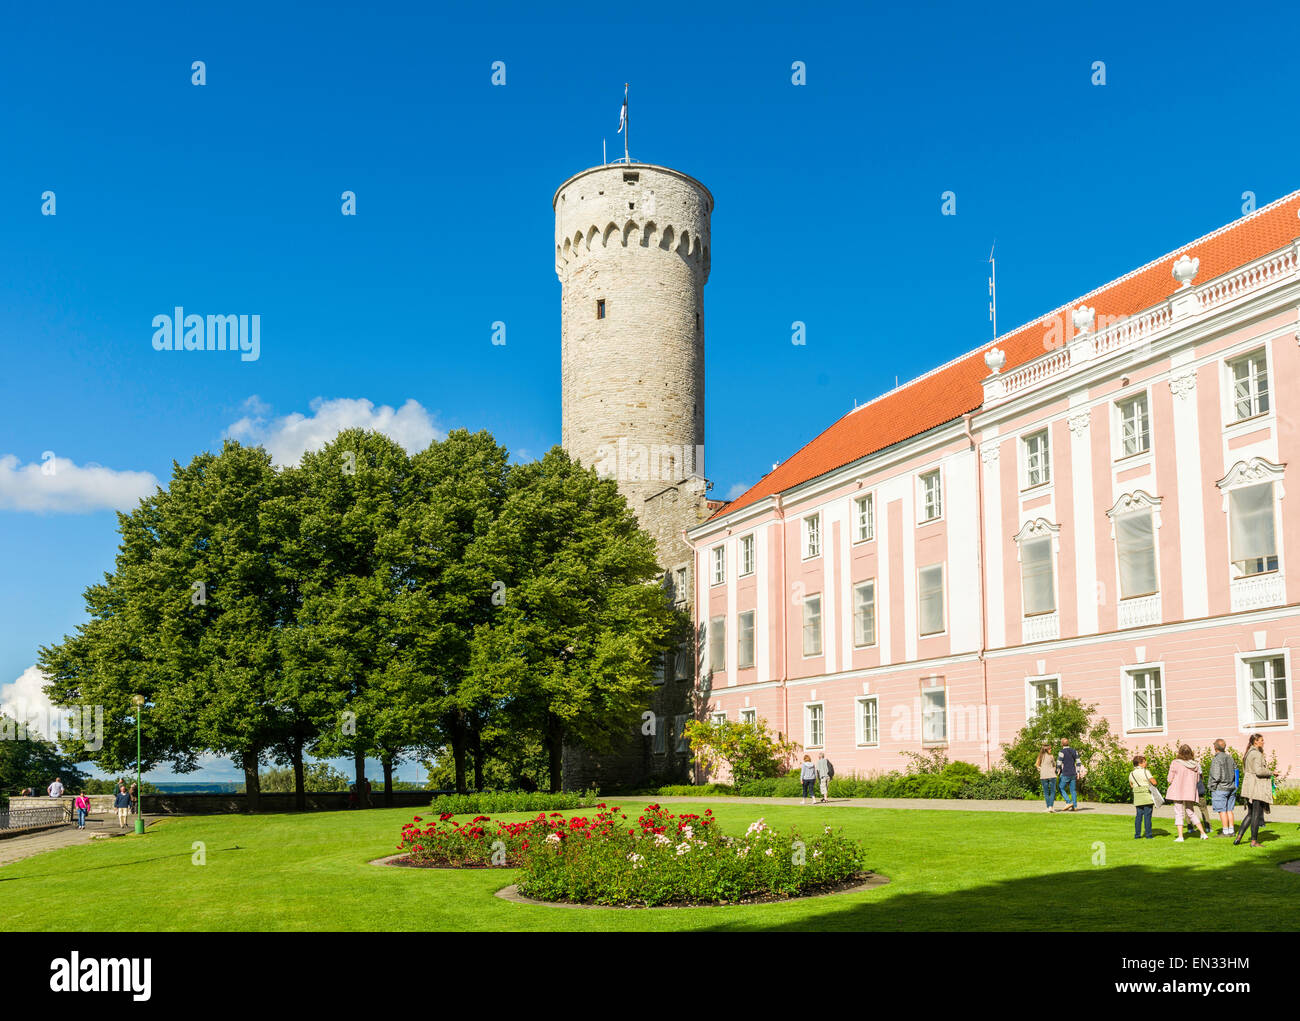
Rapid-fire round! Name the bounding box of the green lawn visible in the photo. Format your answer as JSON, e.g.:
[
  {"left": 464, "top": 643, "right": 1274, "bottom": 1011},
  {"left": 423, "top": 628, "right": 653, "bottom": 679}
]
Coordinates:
[{"left": 2, "top": 801, "right": 1298, "bottom": 931}]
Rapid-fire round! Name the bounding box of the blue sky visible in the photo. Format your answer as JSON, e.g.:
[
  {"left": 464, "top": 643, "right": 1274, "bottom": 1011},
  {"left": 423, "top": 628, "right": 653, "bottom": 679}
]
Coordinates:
[{"left": 3, "top": 0, "right": 1299, "bottom": 781}]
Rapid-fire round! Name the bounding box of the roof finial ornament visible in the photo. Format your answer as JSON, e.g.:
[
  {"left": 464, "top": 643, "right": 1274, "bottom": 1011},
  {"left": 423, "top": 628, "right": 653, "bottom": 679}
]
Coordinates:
[
  {"left": 1071, "top": 305, "right": 1095, "bottom": 335},
  {"left": 984, "top": 346, "right": 1006, "bottom": 374},
  {"left": 1172, "top": 254, "right": 1200, "bottom": 289}
]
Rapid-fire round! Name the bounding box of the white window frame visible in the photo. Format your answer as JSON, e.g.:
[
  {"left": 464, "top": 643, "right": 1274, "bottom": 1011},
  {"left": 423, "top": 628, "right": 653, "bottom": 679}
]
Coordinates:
[
  {"left": 852, "top": 579, "right": 877, "bottom": 648},
  {"left": 740, "top": 707, "right": 757, "bottom": 727},
  {"left": 1021, "top": 429, "right": 1051, "bottom": 490},
  {"left": 917, "top": 563, "right": 946, "bottom": 637},
  {"left": 853, "top": 492, "right": 875, "bottom": 543},
  {"left": 708, "top": 616, "right": 726, "bottom": 674},
  {"left": 855, "top": 696, "right": 879, "bottom": 747},
  {"left": 802, "top": 594, "right": 823, "bottom": 657},
  {"left": 1226, "top": 347, "right": 1271, "bottom": 425},
  {"left": 710, "top": 710, "right": 727, "bottom": 727},
  {"left": 673, "top": 566, "right": 688, "bottom": 604},
  {"left": 737, "top": 609, "right": 755, "bottom": 670},
  {"left": 803, "top": 513, "right": 822, "bottom": 560},
  {"left": 1115, "top": 392, "right": 1152, "bottom": 460},
  {"left": 1107, "top": 493, "right": 1162, "bottom": 600},
  {"left": 804, "top": 701, "right": 825, "bottom": 749},
  {"left": 920, "top": 682, "right": 947, "bottom": 747},
  {"left": 710, "top": 545, "right": 726, "bottom": 586},
  {"left": 1226, "top": 480, "right": 1281, "bottom": 580},
  {"left": 1237, "top": 649, "right": 1292, "bottom": 731},
  {"left": 1121, "top": 662, "right": 1167, "bottom": 736},
  {"left": 739, "top": 534, "right": 755, "bottom": 577},
  {"left": 918, "top": 468, "right": 943, "bottom": 523},
  {"left": 1025, "top": 674, "right": 1060, "bottom": 719}
]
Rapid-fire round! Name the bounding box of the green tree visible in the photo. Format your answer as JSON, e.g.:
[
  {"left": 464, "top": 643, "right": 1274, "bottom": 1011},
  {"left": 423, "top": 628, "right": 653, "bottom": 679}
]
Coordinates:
[
  {"left": 0, "top": 716, "right": 88, "bottom": 798},
  {"left": 684, "top": 715, "right": 799, "bottom": 788},
  {"left": 469, "top": 448, "right": 677, "bottom": 792},
  {"left": 259, "top": 761, "right": 350, "bottom": 793},
  {"left": 1001, "top": 695, "right": 1124, "bottom": 793}
]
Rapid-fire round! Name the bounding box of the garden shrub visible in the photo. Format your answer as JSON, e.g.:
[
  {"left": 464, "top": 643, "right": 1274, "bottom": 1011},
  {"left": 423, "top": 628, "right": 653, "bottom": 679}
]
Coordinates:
[
  {"left": 516, "top": 803, "right": 867, "bottom": 906},
  {"left": 428, "top": 788, "right": 601, "bottom": 815},
  {"left": 957, "top": 767, "right": 1032, "bottom": 800}
]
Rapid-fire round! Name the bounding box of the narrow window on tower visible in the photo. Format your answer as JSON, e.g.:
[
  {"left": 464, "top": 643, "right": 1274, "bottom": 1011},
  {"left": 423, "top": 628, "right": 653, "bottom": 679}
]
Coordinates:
[{"left": 596, "top": 298, "right": 606, "bottom": 320}]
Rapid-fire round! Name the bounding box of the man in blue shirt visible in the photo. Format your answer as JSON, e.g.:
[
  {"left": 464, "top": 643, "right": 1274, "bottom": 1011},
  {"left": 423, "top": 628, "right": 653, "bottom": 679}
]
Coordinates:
[{"left": 1057, "top": 738, "right": 1080, "bottom": 812}]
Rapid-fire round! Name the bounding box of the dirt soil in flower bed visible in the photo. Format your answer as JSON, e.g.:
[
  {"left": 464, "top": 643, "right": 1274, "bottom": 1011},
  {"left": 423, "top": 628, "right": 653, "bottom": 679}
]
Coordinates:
[
  {"left": 369, "top": 853, "right": 510, "bottom": 869},
  {"left": 495, "top": 871, "right": 890, "bottom": 909}
]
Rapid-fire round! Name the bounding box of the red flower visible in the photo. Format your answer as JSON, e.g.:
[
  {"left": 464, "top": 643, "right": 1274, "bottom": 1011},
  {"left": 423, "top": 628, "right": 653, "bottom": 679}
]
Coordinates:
[{"left": 439, "top": 812, "right": 453, "bottom": 822}]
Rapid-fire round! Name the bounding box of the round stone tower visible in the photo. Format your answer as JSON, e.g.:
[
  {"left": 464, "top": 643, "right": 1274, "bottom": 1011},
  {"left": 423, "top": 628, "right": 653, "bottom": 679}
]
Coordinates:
[{"left": 554, "top": 163, "right": 712, "bottom": 511}]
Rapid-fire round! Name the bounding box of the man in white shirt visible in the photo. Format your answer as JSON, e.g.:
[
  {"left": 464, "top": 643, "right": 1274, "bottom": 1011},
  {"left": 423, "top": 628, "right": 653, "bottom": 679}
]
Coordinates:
[{"left": 47, "top": 777, "right": 64, "bottom": 798}]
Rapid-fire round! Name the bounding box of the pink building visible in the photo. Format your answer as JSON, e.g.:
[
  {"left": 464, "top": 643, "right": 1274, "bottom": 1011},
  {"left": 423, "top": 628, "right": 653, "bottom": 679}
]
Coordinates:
[{"left": 687, "top": 193, "right": 1300, "bottom": 777}]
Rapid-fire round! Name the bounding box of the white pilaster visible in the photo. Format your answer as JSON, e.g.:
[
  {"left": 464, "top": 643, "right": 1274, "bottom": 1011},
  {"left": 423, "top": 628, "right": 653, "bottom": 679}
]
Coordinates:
[{"left": 1068, "top": 400, "right": 1099, "bottom": 635}]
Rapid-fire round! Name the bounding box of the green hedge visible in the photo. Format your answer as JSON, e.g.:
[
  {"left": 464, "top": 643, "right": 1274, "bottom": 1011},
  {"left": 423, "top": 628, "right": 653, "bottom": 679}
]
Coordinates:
[
  {"left": 429, "top": 788, "right": 602, "bottom": 815},
  {"left": 649, "top": 762, "right": 1033, "bottom": 801}
]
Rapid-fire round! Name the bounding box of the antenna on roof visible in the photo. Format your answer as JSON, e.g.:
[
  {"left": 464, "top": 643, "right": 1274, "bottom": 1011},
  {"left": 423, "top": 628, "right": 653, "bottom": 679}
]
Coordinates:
[{"left": 988, "top": 241, "right": 998, "bottom": 340}]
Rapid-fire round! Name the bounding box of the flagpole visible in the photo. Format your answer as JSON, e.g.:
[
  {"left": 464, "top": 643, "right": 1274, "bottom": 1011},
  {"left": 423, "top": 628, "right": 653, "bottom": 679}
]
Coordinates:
[{"left": 624, "top": 83, "right": 630, "bottom": 163}]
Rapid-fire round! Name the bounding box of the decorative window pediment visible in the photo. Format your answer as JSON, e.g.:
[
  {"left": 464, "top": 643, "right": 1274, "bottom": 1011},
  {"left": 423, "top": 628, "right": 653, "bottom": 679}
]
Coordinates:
[
  {"left": 1013, "top": 518, "right": 1060, "bottom": 558},
  {"left": 1106, "top": 490, "right": 1163, "bottom": 536},
  {"left": 1216, "top": 457, "right": 1286, "bottom": 499}
]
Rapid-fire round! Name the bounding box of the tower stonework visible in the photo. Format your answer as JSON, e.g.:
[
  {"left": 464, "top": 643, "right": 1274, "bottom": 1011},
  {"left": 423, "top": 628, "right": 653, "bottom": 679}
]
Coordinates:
[{"left": 554, "top": 162, "right": 718, "bottom": 790}]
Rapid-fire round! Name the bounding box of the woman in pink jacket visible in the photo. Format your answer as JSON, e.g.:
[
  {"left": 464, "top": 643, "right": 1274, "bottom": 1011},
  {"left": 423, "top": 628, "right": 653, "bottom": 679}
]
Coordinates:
[{"left": 1166, "top": 745, "right": 1208, "bottom": 842}]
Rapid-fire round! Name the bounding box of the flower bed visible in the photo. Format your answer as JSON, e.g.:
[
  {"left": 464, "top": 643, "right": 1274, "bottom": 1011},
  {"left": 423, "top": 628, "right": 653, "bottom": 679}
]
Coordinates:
[
  {"left": 518, "top": 804, "right": 866, "bottom": 906},
  {"left": 393, "top": 804, "right": 869, "bottom": 906}
]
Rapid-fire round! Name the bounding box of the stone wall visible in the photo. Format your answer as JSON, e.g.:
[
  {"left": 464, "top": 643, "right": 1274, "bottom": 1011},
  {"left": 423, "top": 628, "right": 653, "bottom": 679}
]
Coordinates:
[{"left": 7, "top": 791, "right": 434, "bottom": 816}]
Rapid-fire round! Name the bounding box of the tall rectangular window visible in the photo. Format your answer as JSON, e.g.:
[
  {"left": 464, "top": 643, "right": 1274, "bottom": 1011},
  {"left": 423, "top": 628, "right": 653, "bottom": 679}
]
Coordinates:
[
  {"left": 1230, "top": 350, "right": 1270, "bottom": 421},
  {"left": 1116, "top": 511, "right": 1158, "bottom": 598},
  {"left": 918, "top": 564, "right": 945, "bottom": 636},
  {"left": 921, "top": 687, "right": 947, "bottom": 744},
  {"left": 674, "top": 640, "right": 691, "bottom": 682},
  {"left": 596, "top": 298, "right": 606, "bottom": 320},
  {"left": 1229, "top": 483, "right": 1278, "bottom": 577},
  {"left": 853, "top": 580, "right": 876, "bottom": 647},
  {"left": 805, "top": 703, "right": 824, "bottom": 748},
  {"left": 708, "top": 616, "right": 726, "bottom": 673},
  {"left": 1023, "top": 430, "right": 1051, "bottom": 488},
  {"left": 739, "top": 534, "right": 755, "bottom": 576},
  {"left": 1128, "top": 667, "right": 1164, "bottom": 731},
  {"left": 857, "top": 697, "right": 879, "bottom": 746},
  {"left": 653, "top": 719, "right": 667, "bottom": 754},
  {"left": 1020, "top": 536, "right": 1056, "bottom": 616},
  {"left": 674, "top": 715, "right": 690, "bottom": 753},
  {"left": 741, "top": 708, "right": 757, "bottom": 727},
  {"left": 802, "top": 595, "right": 822, "bottom": 656},
  {"left": 737, "top": 610, "right": 755, "bottom": 669},
  {"left": 711, "top": 545, "right": 726, "bottom": 586},
  {"left": 804, "top": 515, "right": 821, "bottom": 559},
  {"left": 1028, "top": 677, "right": 1059, "bottom": 717},
  {"left": 854, "top": 494, "right": 874, "bottom": 542},
  {"left": 920, "top": 470, "right": 942, "bottom": 522},
  {"left": 1118, "top": 394, "right": 1151, "bottom": 457},
  {"left": 652, "top": 653, "right": 665, "bottom": 686},
  {"left": 1245, "top": 655, "right": 1289, "bottom": 725}
]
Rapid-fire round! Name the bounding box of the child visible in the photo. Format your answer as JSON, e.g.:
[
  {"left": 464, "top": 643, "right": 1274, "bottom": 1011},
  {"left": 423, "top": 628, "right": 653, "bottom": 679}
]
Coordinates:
[{"left": 1128, "top": 754, "right": 1156, "bottom": 839}]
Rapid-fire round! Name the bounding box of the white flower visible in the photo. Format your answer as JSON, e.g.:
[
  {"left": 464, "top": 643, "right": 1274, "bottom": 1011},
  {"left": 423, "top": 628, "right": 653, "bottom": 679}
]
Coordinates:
[
  {"left": 764, "top": 848, "right": 774, "bottom": 857},
  {"left": 813, "top": 849, "right": 822, "bottom": 859},
  {"left": 653, "top": 833, "right": 671, "bottom": 846},
  {"left": 676, "top": 842, "right": 691, "bottom": 856},
  {"left": 627, "top": 852, "right": 645, "bottom": 869},
  {"left": 545, "top": 833, "right": 561, "bottom": 844},
  {"left": 745, "top": 818, "right": 768, "bottom": 837},
  {"left": 824, "top": 826, "right": 832, "bottom": 834},
  {"left": 736, "top": 846, "right": 750, "bottom": 858},
  {"left": 681, "top": 825, "right": 694, "bottom": 840}
]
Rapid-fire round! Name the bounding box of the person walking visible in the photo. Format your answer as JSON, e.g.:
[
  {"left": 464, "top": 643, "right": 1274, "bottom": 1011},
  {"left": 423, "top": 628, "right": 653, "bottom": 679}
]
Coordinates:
[
  {"left": 1166, "top": 744, "right": 1208, "bottom": 841},
  {"left": 799, "top": 754, "right": 816, "bottom": 805},
  {"left": 815, "top": 752, "right": 834, "bottom": 803},
  {"left": 73, "top": 791, "right": 90, "bottom": 830},
  {"left": 113, "top": 784, "right": 131, "bottom": 830},
  {"left": 47, "top": 776, "right": 64, "bottom": 799},
  {"left": 1208, "top": 739, "right": 1237, "bottom": 837},
  {"left": 1036, "top": 743, "right": 1057, "bottom": 812},
  {"left": 129, "top": 783, "right": 139, "bottom": 816},
  {"left": 1056, "top": 738, "right": 1080, "bottom": 812},
  {"left": 1129, "top": 754, "right": 1157, "bottom": 839},
  {"left": 1235, "top": 733, "right": 1273, "bottom": 848}
]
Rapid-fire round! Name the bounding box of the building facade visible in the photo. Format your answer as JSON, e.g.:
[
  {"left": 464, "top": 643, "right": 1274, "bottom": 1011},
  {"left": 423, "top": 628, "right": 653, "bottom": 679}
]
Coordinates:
[
  {"left": 553, "top": 162, "right": 719, "bottom": 788},
  {"left": 688, "top": 192, "right": 1300, "bottom": 777}
]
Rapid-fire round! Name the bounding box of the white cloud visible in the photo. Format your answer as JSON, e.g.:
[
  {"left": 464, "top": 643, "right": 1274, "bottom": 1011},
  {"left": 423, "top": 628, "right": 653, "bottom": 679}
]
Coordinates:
[
  {"left": 226, "top": 396, "right": 443, "bottom": 466},
  {"left": 0, "top": 454, "right": 159, "bottom": 513},
  {"left": 726, "top": 481, "right": 752, "bottom": 501},
  {"left": 0, "top": 665, "right": 58, "bottom": 739}
]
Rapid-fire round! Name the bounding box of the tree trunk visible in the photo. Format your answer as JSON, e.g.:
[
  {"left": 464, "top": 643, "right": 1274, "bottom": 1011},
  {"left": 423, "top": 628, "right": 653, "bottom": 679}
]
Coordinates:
[
  {"left": 471, "top": 725, "right": 484, "bottom": 792},
  {"left": 546, "top": 714, "right": 564, "bottom": 793},
  {"left": 354, "top": 748, "right": 368, "bottom": 807},
  {"left": 243, "top": 761, "right": 261, "bottom": 814},
  {"left": 291, "top": 736, "right": 306, "bottom": 812},
  {"left": 382, "top": 754, "right": 394, "bottom": 806},
  {"left": 449, "top": 710, "right": 468, "bottom": 795}
]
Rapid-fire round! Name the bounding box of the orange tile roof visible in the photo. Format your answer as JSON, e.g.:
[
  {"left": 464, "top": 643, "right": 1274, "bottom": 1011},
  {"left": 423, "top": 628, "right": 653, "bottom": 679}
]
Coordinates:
[{"left": 711, "top": 190, "right": 1300, "bottom": 521}]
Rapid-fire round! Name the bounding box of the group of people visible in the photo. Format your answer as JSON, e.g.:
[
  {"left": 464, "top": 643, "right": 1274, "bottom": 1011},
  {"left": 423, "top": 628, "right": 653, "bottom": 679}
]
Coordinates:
[
  {"left": 799, "top": 753, "right": 834, "bottom": 804},
  {"left": 38, "top": 777, "right": 139, "bottom": 831},
  {"left": 1036, "top": 734, "right": 1277, "bottom": 847}
]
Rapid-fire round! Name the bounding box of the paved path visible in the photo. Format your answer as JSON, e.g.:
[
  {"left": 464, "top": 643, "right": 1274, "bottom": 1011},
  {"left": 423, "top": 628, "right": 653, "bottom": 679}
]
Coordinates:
[
  {"left": 0, "top": 815, "right": 161, "bottom": 868},
  {"left": 613, "top": 794, "right": 1300, "bottom": 823}
]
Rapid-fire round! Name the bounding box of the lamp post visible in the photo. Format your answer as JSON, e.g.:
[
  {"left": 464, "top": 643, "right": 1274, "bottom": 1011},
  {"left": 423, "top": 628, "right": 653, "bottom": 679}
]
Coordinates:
[{"left": 132, "top": 694, "right": 145, "bottom": 835}]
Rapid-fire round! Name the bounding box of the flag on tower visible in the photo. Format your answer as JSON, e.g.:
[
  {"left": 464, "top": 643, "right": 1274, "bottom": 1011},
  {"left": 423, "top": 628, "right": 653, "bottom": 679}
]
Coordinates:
[{"left": 617, "top": 85, "right": 627, "bottom": 134}]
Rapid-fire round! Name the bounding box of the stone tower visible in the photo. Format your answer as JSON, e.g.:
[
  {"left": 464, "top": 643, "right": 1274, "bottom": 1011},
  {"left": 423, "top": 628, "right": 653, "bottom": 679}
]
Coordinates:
[{"left": 553, "top": 162, "right": 718, "bottom": 790}]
